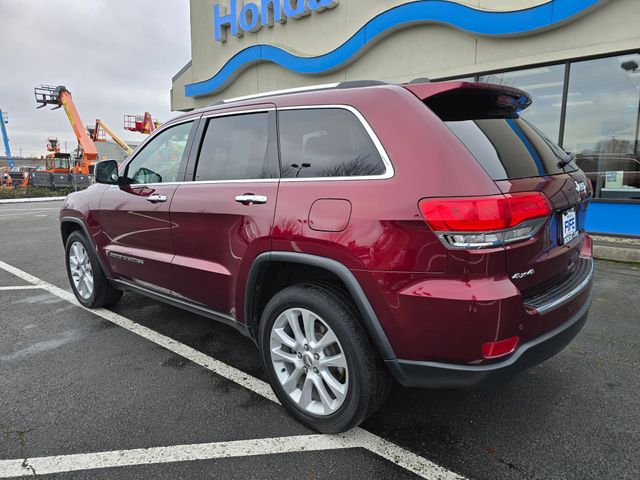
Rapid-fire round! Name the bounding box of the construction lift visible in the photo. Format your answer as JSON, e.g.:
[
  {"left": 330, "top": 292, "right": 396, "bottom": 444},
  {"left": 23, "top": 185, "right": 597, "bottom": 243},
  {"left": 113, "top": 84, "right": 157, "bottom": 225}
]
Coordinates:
[
  {"left": 46, "top": 137, "right": 61, "bottom": 153},
  {"left": 34, "top": 85, "right": 98, "bottom": 175},
  {"left": 42, "top": 137, "right": 74, "bottom": 173},
  {"left": 124, "top": 112, "right": 160, "bottom": 134},
  {"left": 90, "top": 119, "right": 133, "bottom": 156},
  {"left": 1, "top": 110, "right": 17, "bottom": 188},
  {"left": 1, "top": 110, "right": 15, "bottom": 169}
]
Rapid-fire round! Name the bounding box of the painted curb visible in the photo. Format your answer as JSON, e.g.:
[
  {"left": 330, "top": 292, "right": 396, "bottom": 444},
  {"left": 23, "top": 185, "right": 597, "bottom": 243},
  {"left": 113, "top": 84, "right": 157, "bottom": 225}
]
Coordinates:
[
  {"left": 592, "top": 235, "right": 640, "bottom": 264},
  {"left": 593, "top": 245, "right": 640, "bottom": 264}
]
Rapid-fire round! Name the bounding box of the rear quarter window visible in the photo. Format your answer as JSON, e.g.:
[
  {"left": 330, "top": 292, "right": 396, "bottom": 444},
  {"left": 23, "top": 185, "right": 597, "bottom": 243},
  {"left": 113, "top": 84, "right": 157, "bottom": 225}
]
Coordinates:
[{"left": 278, "top": 108, "right": 386, "bottom": 179}]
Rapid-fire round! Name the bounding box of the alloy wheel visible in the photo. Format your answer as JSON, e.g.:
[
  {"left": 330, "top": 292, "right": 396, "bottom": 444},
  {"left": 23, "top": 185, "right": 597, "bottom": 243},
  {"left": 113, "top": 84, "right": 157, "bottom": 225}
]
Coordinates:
[
  {"left": 68, "top": 241, "right": 94, "bottom": 300},
  {"left": 269, "top": 307, "right": 349, "bottom": 416}
]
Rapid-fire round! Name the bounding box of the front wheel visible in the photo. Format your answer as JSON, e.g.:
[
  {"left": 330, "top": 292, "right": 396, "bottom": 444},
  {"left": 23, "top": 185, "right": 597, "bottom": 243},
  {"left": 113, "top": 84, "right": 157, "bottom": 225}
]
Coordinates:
[
  {"left": 259, "top": 284, "right": 390, "bottom": 433},
  {"left": 65, "top": 230, "right": 122, "bottom": 308}
]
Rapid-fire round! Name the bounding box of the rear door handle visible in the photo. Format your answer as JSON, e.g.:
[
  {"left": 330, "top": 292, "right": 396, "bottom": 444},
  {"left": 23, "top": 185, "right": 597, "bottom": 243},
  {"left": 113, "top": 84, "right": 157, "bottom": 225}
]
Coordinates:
[
  {"left": 146, "top": 194, "right": 167, "bottom": 203},
  {"left": 235, "top": 194, "right": 268, "bottom": 205}
]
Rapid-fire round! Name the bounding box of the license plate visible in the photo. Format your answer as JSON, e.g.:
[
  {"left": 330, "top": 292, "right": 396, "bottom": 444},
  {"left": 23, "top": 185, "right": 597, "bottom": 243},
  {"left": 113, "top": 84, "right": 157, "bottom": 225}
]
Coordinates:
[{"left": 561, "top": 208, "right": 578, "bottom": 244}]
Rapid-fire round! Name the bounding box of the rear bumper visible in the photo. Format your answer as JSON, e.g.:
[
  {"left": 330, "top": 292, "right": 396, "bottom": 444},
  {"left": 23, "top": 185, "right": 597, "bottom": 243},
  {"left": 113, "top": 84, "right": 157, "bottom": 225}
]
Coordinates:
[{"left": 385, "top": 290, "right": 592, "bottom": 389}]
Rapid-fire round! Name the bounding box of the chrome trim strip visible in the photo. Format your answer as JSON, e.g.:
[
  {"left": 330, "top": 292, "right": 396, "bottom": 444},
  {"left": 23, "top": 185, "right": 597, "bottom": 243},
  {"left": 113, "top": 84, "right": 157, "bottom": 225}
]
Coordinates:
[
  {"left": 433, "top": 218, "right": 547, "bottom": 250},
  {"left": 121, "top": 104, "right": 394, "bottom": 186},
  {"left": 222, "top": 84, "right": 339, "bottom": 104},
  {"left": 184, "top": 178, "right": 279, "bottom": 185},
  {"left": 277, "top": 104, "right": 394, "bottom": 182},
  {"left": 201, "top": 107, "right": 274, "bottom": 119},
  {"left": 114, "top": 179, "right": 280, "bottom": 188},
  {"left": 530, "top": 258, "right": 594, "bottom": 315}
]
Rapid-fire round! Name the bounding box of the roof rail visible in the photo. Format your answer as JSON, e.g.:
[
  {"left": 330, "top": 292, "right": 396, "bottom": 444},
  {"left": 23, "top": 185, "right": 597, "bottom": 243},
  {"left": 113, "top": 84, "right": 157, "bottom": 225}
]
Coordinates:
[
  {"left": 211, "top": 80, "right": 391, "bottom": 106},
  {"left": 217, "top": 83, "right": 339, "bottom": 105},
  {"left": 336, "top": 80, "right": 391, "bottom": 88}
]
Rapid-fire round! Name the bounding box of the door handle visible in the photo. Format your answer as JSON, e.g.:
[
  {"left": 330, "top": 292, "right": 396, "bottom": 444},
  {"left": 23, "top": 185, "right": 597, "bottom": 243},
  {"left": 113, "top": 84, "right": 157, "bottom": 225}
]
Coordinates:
[
  {"left": 146, "top": 194, "right": 167, "bottom": 203},
  {"left": 235, "top": 194, "right": 268, "bottom": 205}
]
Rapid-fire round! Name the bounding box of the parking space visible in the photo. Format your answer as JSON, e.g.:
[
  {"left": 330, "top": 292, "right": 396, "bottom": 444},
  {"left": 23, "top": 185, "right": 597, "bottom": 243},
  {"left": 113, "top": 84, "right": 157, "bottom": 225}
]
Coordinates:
[{"left": 1, "top": 200, "right": 639, "bottom": 479}]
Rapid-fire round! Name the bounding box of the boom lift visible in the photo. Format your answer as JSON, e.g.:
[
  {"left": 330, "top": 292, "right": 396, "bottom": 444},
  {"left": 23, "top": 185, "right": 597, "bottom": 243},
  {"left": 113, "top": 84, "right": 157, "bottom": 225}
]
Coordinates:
[
  {"left": 46, "top": 137, "right": 61, "bottom": 153},
  {"left": 1, "top": 110, "right": 15, "bottom": 169},
  {"left": 34, "top": 85, "right": 98, "bottom": 174},
  {"left": 90, "top": 119, "right": 133, "bottom": 156},
  {"left": 124, "top": 112, "right": 160, "bottom": 134},
  {"left": 43, "top": 137, "right": 72, "bottom": 173}
]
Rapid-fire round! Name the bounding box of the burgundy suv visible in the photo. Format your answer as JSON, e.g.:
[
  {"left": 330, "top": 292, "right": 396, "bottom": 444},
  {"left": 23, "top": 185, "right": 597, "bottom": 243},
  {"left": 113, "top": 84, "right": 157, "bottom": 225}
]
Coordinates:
[{"left": 60, "top": 81, "right": 594, "bottom": 432}]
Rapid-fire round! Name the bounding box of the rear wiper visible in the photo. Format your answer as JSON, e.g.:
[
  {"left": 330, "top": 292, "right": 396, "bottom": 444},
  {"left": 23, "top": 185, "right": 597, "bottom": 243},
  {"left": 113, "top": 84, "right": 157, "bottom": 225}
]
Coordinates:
[{"left": 558, "top": 152, "right": 575, "bottom": 168}]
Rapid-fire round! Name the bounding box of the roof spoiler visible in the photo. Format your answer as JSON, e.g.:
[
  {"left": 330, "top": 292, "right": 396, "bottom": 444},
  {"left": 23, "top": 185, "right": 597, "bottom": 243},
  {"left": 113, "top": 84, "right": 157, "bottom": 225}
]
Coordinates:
[{"left": 404, "top": 81, "right": 532, "bottom": 120}]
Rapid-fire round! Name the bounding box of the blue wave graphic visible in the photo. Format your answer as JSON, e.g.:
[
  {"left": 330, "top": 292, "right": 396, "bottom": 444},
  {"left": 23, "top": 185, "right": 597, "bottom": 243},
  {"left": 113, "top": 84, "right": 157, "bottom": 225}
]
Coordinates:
[{"left": 185, "top": 0, "right": 603, "bottom": 97}]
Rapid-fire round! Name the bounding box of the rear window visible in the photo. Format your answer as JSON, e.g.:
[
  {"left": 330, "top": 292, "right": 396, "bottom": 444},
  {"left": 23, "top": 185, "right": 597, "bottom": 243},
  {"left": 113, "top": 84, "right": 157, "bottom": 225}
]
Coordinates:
[
  {"left": 423, "top": 86, "right": 576, "bottom": 180},
  {"left": 446, "top": 118, "right": 577, "bottom": 180}
]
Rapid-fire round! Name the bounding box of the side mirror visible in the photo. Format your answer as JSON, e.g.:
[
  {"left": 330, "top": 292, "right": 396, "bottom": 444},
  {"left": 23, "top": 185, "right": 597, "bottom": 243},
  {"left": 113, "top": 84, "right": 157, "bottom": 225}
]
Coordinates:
[{"left": 94, "top": 160, "right": 120, "bottom": 185}]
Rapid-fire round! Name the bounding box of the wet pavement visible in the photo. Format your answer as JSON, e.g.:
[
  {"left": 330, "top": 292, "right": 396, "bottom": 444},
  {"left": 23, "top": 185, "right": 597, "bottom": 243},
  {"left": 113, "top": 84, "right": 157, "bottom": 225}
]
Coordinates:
[{"left": 0, "top": 200, "right": 638, "bottom": 479}]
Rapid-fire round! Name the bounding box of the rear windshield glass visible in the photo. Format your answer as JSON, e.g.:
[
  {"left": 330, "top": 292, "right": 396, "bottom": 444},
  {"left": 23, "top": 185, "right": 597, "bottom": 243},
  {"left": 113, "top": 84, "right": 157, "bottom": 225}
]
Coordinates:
[{"left": 445, "top": 117, "right": 577, "bottom": 180}]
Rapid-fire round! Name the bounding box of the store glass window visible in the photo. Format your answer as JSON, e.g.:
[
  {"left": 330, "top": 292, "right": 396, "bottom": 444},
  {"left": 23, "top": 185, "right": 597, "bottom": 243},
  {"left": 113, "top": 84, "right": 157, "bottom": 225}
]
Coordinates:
[
  {"left": 479, "top": 64, "right": 566, "bottom": 143},
  {"left": 563, "top": 54, "right": 640, "bottom": 200}
]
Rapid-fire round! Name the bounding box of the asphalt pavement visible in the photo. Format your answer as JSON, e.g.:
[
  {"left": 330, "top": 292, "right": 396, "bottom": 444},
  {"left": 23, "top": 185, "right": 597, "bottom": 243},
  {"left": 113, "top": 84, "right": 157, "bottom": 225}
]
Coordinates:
[{"left": 0, "top": 200, "right": 638, "bottom": 479}]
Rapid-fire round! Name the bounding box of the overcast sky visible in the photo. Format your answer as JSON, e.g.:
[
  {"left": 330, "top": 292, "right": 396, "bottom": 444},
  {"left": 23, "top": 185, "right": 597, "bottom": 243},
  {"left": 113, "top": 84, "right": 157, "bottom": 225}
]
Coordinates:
[{"left": 0, "top": 0, "right": 191, "bottom": 157}]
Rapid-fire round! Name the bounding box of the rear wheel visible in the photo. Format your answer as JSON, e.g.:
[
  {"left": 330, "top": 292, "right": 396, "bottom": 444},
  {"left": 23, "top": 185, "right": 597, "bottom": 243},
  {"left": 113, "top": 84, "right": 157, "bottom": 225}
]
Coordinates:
[
  {"left": 65, "top": 230, "right": 122, "bottom": 308},
  {"left": 259, "top": 284, "right": 389, "bottom": 433}
]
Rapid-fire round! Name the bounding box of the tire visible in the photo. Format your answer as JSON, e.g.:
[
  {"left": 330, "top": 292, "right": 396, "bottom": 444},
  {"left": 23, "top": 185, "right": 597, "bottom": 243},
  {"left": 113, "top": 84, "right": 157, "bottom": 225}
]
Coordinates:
[
  {"left": 259, "top": 284, "right": 390, "bottom": 433},
  {"left": 65, "top": 230, "right": 122, "bottom": 308}
]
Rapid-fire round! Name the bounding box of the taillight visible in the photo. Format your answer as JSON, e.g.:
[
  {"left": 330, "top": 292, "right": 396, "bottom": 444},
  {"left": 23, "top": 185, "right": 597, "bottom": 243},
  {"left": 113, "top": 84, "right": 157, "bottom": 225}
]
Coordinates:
[{"left": 419, "top": 192, "right": 551, "bottom": 249}]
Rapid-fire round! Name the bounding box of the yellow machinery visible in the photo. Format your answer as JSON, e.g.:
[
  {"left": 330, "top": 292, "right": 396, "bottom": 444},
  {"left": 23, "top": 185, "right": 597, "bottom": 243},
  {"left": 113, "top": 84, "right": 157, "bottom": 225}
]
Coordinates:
[{"left": 91, "top": 119, "right": 133, "bottom": 156}]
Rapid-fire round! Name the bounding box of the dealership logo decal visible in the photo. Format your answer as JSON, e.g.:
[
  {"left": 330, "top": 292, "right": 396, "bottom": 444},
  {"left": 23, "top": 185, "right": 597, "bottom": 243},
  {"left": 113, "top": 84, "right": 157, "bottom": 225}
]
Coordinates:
[
  {"left": 186, "top": 0, "right": 606, "bottom": 97},
  {"left": 214, "top": 0, "right": 339, "bottom": 42}
]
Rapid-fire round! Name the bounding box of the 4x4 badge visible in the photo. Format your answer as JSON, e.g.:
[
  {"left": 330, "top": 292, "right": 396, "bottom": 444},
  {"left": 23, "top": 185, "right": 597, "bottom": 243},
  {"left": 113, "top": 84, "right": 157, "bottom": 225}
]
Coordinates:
[{"left": 512, "top": 269, "right": 535, "bottom": 280}]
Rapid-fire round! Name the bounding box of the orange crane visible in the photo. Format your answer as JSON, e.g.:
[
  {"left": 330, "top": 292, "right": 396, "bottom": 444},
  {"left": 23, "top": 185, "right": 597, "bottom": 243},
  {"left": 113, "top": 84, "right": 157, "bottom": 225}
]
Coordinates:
[
  {"left": 124, "top": 112, "right": 160, "bottom": 134},
  {"left": 35, "top": 85, "right": 98, "bottom": 174},
  {"left": 90, "top": 119, "right": 133, "bottom": 156}
]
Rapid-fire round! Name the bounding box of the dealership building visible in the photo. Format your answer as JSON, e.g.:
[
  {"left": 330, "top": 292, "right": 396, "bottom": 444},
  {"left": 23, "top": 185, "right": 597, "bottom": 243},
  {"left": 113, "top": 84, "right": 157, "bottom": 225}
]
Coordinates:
[{"left": 172, "top": 0, "right": 640, "bottom": 236}]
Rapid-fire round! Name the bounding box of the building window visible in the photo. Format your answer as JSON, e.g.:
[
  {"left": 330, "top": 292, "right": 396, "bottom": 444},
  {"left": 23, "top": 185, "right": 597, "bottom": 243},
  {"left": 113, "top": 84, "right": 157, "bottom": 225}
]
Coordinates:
[
  {"left": 479, "top": 64, "right": 566, "bottom": 144},
  {"left": 278, "top": 109, "right": 386, "bottom": 178},
  {"left": 563, "top": 54, "right": 640, "bottom": 200}
]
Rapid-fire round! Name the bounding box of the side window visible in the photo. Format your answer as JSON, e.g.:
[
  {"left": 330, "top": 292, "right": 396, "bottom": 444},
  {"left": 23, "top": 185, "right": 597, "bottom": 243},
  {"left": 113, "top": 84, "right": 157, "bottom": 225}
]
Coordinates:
[
  {"left": 195, "top": 113, "right": 270, "bottom": 181},
  {"left": 278, "top": 108, "right": 386, "bottom": 178},
  {"left": 125, "top": 121, "right": 194, "bottom": 184}
]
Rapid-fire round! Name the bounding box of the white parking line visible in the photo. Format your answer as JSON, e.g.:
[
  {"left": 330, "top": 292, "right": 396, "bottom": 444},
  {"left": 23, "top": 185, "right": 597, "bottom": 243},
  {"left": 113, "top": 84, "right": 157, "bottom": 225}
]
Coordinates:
[
  {"left": 0, "top": 207, "right": 61, "bottom": 212},
  {"left": 0, "top": 434, "right": 354, "bottom": 477},
  {"left": 0, "top": 260, "right": 465, "bottom": 480},
  {"left": 0, "top": 197, "right": 66, "bottom": 204},
  {"left": 0, "top": 285, "right": 43, "bottom": 291},
  {"left": 0, "top": 212, "right": 53, "bottom": 218}
]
